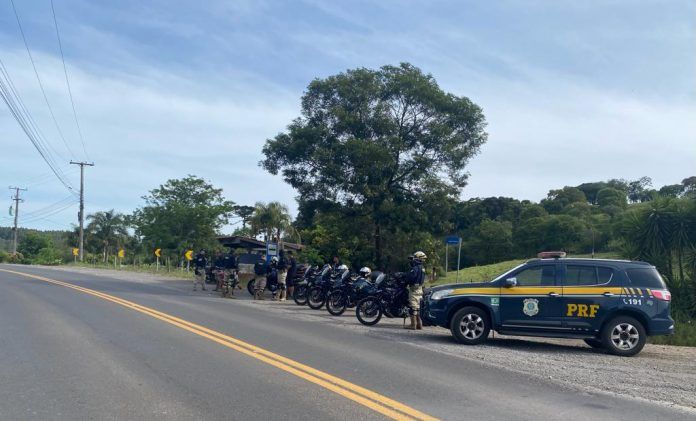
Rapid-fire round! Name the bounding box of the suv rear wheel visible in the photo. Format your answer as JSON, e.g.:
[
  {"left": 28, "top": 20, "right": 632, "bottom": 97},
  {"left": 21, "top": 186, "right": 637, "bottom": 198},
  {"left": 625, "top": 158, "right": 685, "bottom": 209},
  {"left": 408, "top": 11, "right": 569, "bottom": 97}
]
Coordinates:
[
  {"left": 450, "top": 306, "right": 490, "bottom": 345},
  {"left": 601, "top": 316, "right": 646, "bottom": 357}
]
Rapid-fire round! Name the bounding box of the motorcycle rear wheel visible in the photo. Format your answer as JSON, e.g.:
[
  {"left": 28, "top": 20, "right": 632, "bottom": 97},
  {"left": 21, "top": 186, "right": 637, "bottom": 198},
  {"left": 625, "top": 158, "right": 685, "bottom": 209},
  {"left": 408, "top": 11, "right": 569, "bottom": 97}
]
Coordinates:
[
  {"left": 356, "top": 297, "right": 382, "bottom": 326},
  {"left": 247, "top": 279, "right": 256, "bottom": 296},
  {"left": 326, "top": 291, "right": 347, "bottom": 316},
  {"left": 307, "top": 286, "right": 325, "bottom": 310}
]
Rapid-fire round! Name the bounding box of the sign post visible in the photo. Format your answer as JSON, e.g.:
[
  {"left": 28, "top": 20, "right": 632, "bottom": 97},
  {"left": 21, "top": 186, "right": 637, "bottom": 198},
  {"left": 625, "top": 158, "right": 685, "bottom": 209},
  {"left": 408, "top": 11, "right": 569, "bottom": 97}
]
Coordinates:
[
  {"left": 184, "top": 250, "right": 193, "bottom": 272},
  {"left": 154, "top": 248, "right": 161, "bottom": 271},
  {"left": 445, "top": 236, "right": 460, "bottom": 277},
  {"left": 456, "top": 238, "right": 462, "bottom": 283},
  {"left": 266, "top": 242, "right": 278, "bottom": 262},
  {"left": 72, "top": 247, "right": 79, "bottom": 263}
]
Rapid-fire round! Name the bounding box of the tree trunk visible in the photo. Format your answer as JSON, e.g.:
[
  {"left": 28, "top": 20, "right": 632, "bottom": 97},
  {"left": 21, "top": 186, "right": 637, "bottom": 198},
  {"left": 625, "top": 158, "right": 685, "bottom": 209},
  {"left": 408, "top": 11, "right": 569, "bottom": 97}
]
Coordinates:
[{"left": 374, "top": 222, "right": 382, "bottom": 270}]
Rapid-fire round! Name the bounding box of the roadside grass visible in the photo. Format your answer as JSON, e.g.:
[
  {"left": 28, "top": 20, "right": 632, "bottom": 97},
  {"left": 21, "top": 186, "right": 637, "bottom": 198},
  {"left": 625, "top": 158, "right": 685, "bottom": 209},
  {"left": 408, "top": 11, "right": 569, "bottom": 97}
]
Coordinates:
[
  {"left": 429, "top": 252, "right": 623, "bottom": 287},
  {"left": 649, "top": 321, "right": 696, "bottom": 347},
  {"left": 66, "top": 261, "right": 193, "bottom": 279},
  {"left": 428, "top": 259, "right": 525, "bottom": 286}
]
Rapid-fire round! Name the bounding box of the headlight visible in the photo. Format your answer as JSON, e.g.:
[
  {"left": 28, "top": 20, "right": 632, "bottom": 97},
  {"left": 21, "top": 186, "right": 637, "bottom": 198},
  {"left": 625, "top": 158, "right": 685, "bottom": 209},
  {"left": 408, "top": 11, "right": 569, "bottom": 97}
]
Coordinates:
[{"left": 430, "top": 289, "right": 454, "bottom": 301}]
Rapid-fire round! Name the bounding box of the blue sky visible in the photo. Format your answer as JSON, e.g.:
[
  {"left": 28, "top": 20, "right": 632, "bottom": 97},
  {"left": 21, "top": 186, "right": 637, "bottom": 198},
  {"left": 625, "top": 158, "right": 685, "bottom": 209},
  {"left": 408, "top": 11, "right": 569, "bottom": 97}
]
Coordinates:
[{"left": 1, "top": 0, "right": 694, "bottom": 231}]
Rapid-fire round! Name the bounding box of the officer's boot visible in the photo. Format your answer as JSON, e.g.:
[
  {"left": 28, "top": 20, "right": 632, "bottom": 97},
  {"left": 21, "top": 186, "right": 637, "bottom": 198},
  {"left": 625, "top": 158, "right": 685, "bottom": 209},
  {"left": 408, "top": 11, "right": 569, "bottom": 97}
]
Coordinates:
[
  {"left": 416, "top": 314, "right": 423, "bottom": 330},
  {"left": 404, "top": 315, "right": 417, "bottom": 330}
]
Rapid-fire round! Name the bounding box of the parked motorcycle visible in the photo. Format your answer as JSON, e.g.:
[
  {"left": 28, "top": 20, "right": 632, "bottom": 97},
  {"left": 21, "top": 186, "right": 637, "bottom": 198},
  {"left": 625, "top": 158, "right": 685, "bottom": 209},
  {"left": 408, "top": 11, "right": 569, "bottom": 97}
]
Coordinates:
[
  {"left": 325, "top": 272, "right": 379, "bottom": 316},
  {"left": 246, "top": 272, "right": 279, "bottom": 297},
  {"left": 308, "top": 267, "right": 349, "bottom": 310},
  {"left": 292, "top": 265, "right": 321, "bottom": 305},
  {"left": 355, "top": 273, "right": 410, "bottom": 326}
]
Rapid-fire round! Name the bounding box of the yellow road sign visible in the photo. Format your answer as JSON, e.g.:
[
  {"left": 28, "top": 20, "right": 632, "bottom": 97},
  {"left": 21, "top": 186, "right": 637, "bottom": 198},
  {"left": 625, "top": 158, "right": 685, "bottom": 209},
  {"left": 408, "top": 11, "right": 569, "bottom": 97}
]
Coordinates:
[
  {"left": 184, "top": 250, "right": 194, "bottom": 261},
  {"left": 72, "top": 248, "right": 79, "bottom": 256},
  {"left": 154, "top": 248, "right": 161, "bottom": 257},
  {"left": 118, "top": 249, "right": 125, "bottom": 258}
]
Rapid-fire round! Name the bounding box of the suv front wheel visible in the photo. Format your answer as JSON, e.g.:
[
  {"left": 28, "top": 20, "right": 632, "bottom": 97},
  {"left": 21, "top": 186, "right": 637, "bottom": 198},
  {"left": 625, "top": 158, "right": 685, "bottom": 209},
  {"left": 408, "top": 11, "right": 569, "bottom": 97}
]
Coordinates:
[
  {"left": 601, "top": 316, "right": 646, "bottom": 357},
  {"left": 450, "top": 307, "right": 490, "bottom": 345}
]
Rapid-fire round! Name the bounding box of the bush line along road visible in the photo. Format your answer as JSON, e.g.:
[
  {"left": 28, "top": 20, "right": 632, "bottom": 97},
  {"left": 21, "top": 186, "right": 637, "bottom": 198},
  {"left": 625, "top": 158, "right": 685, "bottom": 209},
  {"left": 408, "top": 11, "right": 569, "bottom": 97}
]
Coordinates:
[{"left": 1, "top": 264, "right": 694, "bottom": 420}]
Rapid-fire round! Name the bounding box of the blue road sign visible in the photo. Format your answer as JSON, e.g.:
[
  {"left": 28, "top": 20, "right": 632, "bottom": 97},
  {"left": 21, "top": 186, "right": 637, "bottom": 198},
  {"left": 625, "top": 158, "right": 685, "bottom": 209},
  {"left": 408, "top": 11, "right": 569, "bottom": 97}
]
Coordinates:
[{"left": 445, "top": 235, "right": 460, "bottom": 245}]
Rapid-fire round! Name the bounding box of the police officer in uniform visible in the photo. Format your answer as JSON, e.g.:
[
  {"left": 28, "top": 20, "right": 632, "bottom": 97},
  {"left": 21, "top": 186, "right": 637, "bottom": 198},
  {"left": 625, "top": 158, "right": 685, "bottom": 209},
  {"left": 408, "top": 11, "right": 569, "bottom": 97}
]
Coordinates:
[
  {"left": 276, "top": 250, "right": 288, "bottom": 301},
  {"left": 286, "top": 250, "right": 298, "bottom": 300},
  {"left": 212, "top": 250, "right": 225, "bottom": 292},
  {"left": 404, "top": 251, "right": 426, "bottom": 330},
  {"left": 253, "top": 255, "right": 267, "bottom": 300},
  {"left": 192, "top": 249, "right": 208, "bottom": 291},
  {"left": 222, "top": 250, "right": 239, "bottom": 295},
  {"left": 265, "top": 256, "right": 279, "bottom": 300}
]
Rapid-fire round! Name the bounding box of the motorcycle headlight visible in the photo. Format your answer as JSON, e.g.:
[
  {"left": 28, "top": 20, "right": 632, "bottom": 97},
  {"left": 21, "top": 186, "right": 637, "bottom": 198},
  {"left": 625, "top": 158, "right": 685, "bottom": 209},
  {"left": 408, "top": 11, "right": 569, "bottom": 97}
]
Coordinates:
[{"left": 430, "top": 289, "right": 454, "bottom": 301}]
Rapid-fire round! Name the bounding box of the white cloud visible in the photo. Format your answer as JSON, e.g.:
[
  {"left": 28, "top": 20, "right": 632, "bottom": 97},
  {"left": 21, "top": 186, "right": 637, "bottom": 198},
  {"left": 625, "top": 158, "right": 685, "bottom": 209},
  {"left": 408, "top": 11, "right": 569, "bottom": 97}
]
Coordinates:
[{"left": 0, "top": 47, "right": 302, "bottom": 231}]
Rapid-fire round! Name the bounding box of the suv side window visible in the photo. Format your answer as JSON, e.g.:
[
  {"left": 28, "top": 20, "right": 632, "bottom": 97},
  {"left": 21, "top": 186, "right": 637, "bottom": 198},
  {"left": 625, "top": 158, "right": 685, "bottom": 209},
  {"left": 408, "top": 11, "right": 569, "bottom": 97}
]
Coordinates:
[
  {"left": 626, "top": 267, "right": 666, "bottom": 289},
  {"left": 514, "top": 265, "right": 556, "bottom": 286},
  {"left": 565, "top": 265, "right": 615, "bottom": 286}
]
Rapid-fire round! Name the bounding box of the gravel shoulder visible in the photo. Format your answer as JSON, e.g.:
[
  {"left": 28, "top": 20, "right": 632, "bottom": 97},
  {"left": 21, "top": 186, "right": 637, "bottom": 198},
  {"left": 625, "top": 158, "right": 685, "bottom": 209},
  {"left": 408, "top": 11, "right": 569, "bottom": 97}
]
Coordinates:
[{"left": 34, "top": 265, "right": 696, "bottom": 413}]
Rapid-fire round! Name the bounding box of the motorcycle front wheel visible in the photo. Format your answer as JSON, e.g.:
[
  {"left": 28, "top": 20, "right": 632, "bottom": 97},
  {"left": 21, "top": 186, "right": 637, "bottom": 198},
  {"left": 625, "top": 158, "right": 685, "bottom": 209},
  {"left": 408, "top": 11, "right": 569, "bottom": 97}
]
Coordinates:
[
  {"left": 307, "top": 286, "right": 325, "bottom": 310},
  {"left": 356, "top": 297, "right": 382, "bottom": 326},
  {"left": 293, "top": 284, "right": 308, "bottom": 306},
  {"left": 326, "top": 291, "right": 347, "bottom": 316}
]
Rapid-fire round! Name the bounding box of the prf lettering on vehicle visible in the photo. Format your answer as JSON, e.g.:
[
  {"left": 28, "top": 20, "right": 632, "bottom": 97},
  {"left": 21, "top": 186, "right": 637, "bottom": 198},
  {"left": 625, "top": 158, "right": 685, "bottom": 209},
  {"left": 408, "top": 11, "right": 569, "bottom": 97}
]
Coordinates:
[{"left": 566, "top": 304, "right": 600, "bottom": 318}]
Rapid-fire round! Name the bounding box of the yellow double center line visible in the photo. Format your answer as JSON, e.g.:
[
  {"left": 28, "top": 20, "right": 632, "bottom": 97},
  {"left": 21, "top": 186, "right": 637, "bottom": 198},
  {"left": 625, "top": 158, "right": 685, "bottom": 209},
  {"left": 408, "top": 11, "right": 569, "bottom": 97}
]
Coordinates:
[{"left": 1, "top": 269, "right": 437, "bottom": 421}]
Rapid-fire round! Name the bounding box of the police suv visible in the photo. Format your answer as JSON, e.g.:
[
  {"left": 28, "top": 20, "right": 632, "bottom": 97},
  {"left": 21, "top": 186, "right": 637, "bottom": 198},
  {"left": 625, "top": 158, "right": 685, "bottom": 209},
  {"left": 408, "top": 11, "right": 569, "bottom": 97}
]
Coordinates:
[{"left": 422, "top": 252, "right": 674, "bottom": 356}]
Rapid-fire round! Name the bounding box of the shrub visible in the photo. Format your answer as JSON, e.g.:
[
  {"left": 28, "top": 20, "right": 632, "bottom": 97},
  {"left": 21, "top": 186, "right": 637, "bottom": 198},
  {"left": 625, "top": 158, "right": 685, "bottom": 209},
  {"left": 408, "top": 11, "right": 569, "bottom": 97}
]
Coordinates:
[
  {"left": 6, "top": 252, "right": 25, "bottom": 264},
  {"left": 33, "top": 248, "right": 62, "bottom": 265}
]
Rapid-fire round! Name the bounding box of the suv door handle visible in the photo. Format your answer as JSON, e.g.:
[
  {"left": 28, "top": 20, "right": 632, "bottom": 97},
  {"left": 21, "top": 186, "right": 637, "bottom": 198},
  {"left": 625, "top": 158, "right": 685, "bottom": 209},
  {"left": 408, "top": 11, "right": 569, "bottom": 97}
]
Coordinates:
[
  {"left": 603, "top": 292, "right": 615, "bottom": 297},
  {"left": 548, "top": 292, "right": 559, "bottom": 297}
]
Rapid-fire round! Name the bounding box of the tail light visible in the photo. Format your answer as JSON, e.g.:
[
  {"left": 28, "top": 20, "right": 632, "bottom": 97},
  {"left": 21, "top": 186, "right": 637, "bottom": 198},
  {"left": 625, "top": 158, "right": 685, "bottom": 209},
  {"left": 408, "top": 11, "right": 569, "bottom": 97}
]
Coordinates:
[{"left": 652, "top": 289, "right": 671, "bottom": 301}]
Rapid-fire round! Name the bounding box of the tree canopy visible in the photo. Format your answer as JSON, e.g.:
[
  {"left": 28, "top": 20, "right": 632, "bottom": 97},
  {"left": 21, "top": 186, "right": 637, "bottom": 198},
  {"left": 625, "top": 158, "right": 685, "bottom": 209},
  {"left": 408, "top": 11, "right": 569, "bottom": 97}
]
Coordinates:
[
  {"left": 131, "top": 175, "right": 234, "bottom": 252},
  {"left": 262, "top": 63, "right": 487, "bottom": 267}
]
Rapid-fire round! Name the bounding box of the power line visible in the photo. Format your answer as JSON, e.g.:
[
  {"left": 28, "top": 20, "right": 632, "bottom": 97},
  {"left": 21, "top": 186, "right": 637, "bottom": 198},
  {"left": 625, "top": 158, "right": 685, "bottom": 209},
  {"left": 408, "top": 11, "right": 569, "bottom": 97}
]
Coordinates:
[
  {"left": 0, "top": 59, "right": 70, "bottom": 179},
  {"left": 21, "top": 200, "right": 75, "bottom": 224},
  {"left": 0, "top": 58, "right": 77, "bottom": 195},
  {"left": 9, "top": 0, "right": 76, "bottom": 160},
  {"left": 50, "top": 0, "right": 89, "bottom": 161},
  {"left": 21, "top": 195, "right": 75, "bottom": 218}
]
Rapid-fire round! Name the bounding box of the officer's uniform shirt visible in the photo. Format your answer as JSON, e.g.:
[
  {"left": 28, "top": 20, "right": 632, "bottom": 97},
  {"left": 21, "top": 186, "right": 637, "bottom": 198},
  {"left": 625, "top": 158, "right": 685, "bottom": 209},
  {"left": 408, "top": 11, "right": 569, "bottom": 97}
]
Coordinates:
[
  {"left": 194, "top": 254, "right": 207, "bottom": 268},
  {"left": 223, "top": 254, "right": 237, "bottom": 270}
]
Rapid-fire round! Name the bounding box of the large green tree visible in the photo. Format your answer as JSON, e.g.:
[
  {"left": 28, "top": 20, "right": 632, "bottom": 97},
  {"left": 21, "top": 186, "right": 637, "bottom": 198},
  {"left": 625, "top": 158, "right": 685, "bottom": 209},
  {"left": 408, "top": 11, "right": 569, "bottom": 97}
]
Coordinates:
[
  {"left": 261, "top": 63, "right": 487, "bottom": 267},
  {"left": 86, "top": 210, "right": 128, "bottom": 262},
  {"left": 131, "top": 176, "right": 234, "bottom": 253},
  {"left": 250, "top": 201, "right": 296, "bottom": 244}
]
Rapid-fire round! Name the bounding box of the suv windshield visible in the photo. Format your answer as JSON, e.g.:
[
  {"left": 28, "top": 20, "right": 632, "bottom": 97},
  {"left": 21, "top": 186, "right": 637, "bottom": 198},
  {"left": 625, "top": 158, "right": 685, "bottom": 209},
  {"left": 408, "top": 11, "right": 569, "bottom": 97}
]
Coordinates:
[{"left": 626, "top": 267, "right": 667, "bottom": 289}]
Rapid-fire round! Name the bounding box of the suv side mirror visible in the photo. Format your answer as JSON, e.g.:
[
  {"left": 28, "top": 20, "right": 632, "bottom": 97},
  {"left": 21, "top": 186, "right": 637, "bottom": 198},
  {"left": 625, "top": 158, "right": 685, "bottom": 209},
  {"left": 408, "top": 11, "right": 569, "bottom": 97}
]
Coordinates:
[{"left": 504, "top": 277, "right": 517, "bottom": 288}]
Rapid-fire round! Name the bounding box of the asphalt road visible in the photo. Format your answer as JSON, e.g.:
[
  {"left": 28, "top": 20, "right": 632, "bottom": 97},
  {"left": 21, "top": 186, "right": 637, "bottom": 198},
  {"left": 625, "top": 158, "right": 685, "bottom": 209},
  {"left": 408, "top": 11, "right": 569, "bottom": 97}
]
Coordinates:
[{"left": 0, "top": 264, "right": 691, "bottom": 421}]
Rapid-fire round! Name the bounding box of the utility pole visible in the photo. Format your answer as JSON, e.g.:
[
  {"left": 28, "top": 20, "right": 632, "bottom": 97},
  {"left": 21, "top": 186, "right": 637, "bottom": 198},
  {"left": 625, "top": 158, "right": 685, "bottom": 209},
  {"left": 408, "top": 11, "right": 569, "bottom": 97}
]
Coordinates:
[
  {"left": 70, "top": 161, "right": 94, "bottom": 262},
  {"left": 8, "top": 186, "right": 27, "bottom": 254}
]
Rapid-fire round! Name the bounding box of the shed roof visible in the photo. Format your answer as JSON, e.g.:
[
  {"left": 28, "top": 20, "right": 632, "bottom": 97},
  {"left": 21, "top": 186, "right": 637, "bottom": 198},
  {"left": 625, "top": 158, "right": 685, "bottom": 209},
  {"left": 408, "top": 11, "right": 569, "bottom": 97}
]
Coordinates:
[{"left": 216, "top": 235, "right": 303, "bottom": 251}]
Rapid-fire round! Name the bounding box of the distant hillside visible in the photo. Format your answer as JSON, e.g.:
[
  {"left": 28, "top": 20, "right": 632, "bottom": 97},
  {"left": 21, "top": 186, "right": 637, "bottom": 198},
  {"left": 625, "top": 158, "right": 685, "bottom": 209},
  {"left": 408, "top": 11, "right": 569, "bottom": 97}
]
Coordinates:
[{"left": 0, "top": 226, "right": 71, "bottom": 252}]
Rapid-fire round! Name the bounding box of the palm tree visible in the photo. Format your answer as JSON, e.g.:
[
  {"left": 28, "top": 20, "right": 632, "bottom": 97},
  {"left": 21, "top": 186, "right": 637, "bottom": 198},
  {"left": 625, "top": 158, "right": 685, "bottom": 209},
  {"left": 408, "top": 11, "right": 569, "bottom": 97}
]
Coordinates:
[
  {"left": 86, "top": 210, "right": 129, "bottom": 262},
  {"left": 250, "top": 202, "right": 297, "bottom": 245}
]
